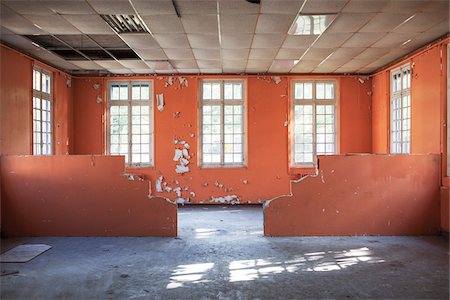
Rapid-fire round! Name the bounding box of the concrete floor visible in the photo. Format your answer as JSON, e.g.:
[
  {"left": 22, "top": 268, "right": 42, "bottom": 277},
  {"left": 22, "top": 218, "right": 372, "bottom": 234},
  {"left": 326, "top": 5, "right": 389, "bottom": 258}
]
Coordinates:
[{"left": 1, "top": 205, "right": 449, "bottom": 299}]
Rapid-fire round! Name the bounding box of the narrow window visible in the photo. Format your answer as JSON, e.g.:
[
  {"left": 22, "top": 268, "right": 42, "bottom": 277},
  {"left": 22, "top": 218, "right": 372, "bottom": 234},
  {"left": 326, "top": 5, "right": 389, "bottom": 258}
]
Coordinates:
[
  {"left": 32, "top": 67, "right": 53, "bottom": 155},
  {"left": 107, "top": 81, "right": 153, "bottom": 167},
  {"left": 390, "top": 64, "right": 411, "bottom": 154},
  {"left": 199, "top": 80, "right": 246, "bottom": 167},
  {"left": 291, "top": 80, "right": 337, "bottom": 167}
]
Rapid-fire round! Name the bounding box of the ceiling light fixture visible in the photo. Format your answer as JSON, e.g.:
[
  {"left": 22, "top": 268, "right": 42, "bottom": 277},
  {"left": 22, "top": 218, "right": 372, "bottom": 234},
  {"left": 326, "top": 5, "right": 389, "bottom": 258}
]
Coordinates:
[
  {"left": 402, "top": 39, "right": 412, "bottom": 46},
  {"left": 318, "top": 51, "right": 335, "bottom": 66},
  {"left": 392, "top": 14, "right": 416, "bottom": 31}
]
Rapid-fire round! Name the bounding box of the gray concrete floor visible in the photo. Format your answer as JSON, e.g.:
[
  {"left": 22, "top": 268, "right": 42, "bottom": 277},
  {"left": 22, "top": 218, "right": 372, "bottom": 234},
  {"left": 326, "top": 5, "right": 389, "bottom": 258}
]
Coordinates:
[{"left": 1, "top": 205, "right": 449, "bottom": 299}]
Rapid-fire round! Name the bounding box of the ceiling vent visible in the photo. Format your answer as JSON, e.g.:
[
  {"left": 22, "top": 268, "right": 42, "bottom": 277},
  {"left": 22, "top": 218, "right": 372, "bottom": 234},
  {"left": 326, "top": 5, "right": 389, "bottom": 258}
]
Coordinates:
[{"left": 101, "top": 15, "right": 148, "bottom": 34}]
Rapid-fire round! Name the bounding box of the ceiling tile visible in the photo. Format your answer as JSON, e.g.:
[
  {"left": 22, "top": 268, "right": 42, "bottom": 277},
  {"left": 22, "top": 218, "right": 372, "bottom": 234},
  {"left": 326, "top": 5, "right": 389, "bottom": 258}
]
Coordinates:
[
  {"left": 315, "top": 59, "right": 345, "bottom": 70},
  {"left": 223, "top": 67, "right": 245, "bottom": 73},
  {"left": 246, "top": 59, "right": 272, "bottom": 69},
  {"left": 94, "top": 60, "right": 124, "bottom": 69},
  {"left": 422, "top": 0, "right": 450, "bottom": 12},
  {"left": 132, "top": 0, "right": 176, "bottom": 15},
  {"left": 70, "top": 60, "right": 104, "bottom": 70},
  {"left": 424, "top": 20, "right": 450, "bottom": 36},
  {"left": 41, "top": 1, "right": 96, "bottom": 14},
  {"left": 246, "top": 67, "right": 269, "bottom": 73},
  {"left": 220, "top": 14, "right": 258, "bottom": 34},
  {"left": 335, "top": 66, "right": 360, "bottom": 73},
  {"left": 23, "top": 14, "right": 81, "bottom": 34},
  {"left": 193, "top": 48, "right": 220, "bottom": 60},
  {"left": 120, "top": 33, "right": 160, "bottom": 49},
  {"left": 0, "top": 5, "right": 46, "bottom": 35},
  {"left": 218, "top": 0, "right": 260, "bottom": 14},
  {"left": 282, "top": 35, "right": 317, "bottom": 48},
  {"left": 133, "top": 48, "right": 168, "bottom": 60},
  {"left": 107, "top": 68, "right": 133, "bottom": 74},
  {"left": 251, "top": 34, "right": 286, "bottom": 49},
  {"left": 359, "top": 13, "right": 411, "bottom": 33},
  {"left": 341, "top": 32, "right": 385, "bottom": 48},
  {"left": 2, "top": 0, "right": 55, "bottom": 15},
  {"left": 62, "top": 15, "right": 114, "bottom": 34},
  {"left": 171, "top": 60, "right": 198, "bottom": 69},
  {"left": 275, "top": 48, "right": 307, "bottom": 59},
  {"left": 371, "top": 33, "right": 415, "bottom": 48},
  {"left": 197, "top": 60, "right": 222, "bottom": 69},
  {"left": 181, "top": 15, "right": 218, "bottom": 34},
  {"left": 156, "top": 69, "right": 179, "bottom": 74},
  {"left": 164, "top": 48, "right": 195, "bottom": 59},
  {"left": 290, "top": 61, "right": 316, "bottom": 73},
  {"left": 353, "top": 47, "right": 391, "bottom": 61},
  {"left": 327, "top": 13, "right": 375, "bottom": 33},
  {"left": 145, "top": 60, "right": 174, "bottom": 71},
  {"left": 342, "top": 0, "right": 389, "bottom": 12},
  {"left": 221, "top": 48, "right": 250, "bottom": 60},
  {"left": 261, "top": 0, "right": 305, "bottom": 14},
  {"left": 89, "top": 34, "right": 129, "bottom": 48},
  {"left": 177, "top": 68, "right": 200, "bottom": 73},
  {"left": 249, "top": 48, "right": 278, "bottom": 60},
  {"left": 221, "top": 34, "right": 253, "bottom": 49},
  {"left": 87, "top": 0, "right": 135, "bottom": 14},
  {"left": 153, "top": 34, "right": 190, "bottom": 48},
  {"left": 255, "top": 14, "right": 296, "bottom": 34},
  {"left": 381, "top": 0, "right": 429, "bottom": 12},
  {"left": 312, "top": 66, "right": 339, "bottom": 73},
  {"left": 141, "top": 15, "right": 184, "bottom": 34},
  {"left": 176, "top": 0, "right": 218, "bottom": 15},
  {"left": 313, "top": 33, "right": 352, "bottom": 48},
  {"left": 200, "top": 68, "right": 222, "bottom": 73},
  {"left": 132, "top": 68, "right": 154, "bottom": 74},
  {"left": 118, "top": 60, "right": 149, "bottom": 69},
  {"left": 268, "top": 60, "right": 297, "bottom": 73},
  {"left": 0, "top": 30, "right": 43, "bottom": 50},
  {"left": 301, "top": 48, "right": 335, "bottom": 61},
  {"left": 330, "top": 47, "right": 365, "bottom": 60},
  {"left": 393, "top": 12, "right": 448, "bottom": 34},
  {"left": 300, "top": 0, "right": 348, "bottom": 13},
  {"left": 187, "top": 34, "right": 220, "bottom": 49},
  {"left": 222, "top": 60, "right": 247, "bottom": 68},
  {"left": 339, "top": 58, "right": 374, "bottom": 70}
]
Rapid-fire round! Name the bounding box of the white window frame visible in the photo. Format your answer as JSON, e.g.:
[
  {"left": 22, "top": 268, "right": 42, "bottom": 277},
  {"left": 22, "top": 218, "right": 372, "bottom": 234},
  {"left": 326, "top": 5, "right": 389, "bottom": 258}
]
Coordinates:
[
  {"left": 390, "top": 64, "right": 411, "bottom": 154},
  {"left": 32, "top": 66, "right": 53, "bottom": 155},
  {"left": 198, "top": 79, "right": 247, "bottom": 168},
  {"left": 290, "top": 79, "right": 338, "bottom": 167},
  {"left": 106, "top": 80, "right": 154, "bottom": 168}
]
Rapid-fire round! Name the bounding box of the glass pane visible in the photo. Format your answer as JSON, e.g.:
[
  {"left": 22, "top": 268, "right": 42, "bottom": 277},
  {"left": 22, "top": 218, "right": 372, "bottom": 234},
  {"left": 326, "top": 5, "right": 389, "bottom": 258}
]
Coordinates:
[
  {"left": 132, "top": 85, "right": 140, "bottom": 100},
  {"left": 111, "top": 85, "right": 120, "bottom": 100},
  {"left": 212, "top": 83, "right": 221, "bottom": 99},
  {"left": 325, "top": 83, "right": 334, "bottom": 99},
  {"left": 203, "top": 83, "right": 212, "bottom": 99},
  {"left": 316, "top": 83, "right": 325, "bottom": 99},
  {"left": 224, "top": 83, "right": 233, "bottom": 99},
  {"left": 304, "top": 83, "right": 313, "bottom": 99},
  {"left": 141, "top": 84, "right": 150, "bottom": 100},
  {"left": 295, "top": 83, "right": 304, "bottom": 99},
  {"left": 233, "top": 83, "right": 242, "bottom": 99},
  {"left": 119, "top": 84, "right": 128, "bottom": 100}
]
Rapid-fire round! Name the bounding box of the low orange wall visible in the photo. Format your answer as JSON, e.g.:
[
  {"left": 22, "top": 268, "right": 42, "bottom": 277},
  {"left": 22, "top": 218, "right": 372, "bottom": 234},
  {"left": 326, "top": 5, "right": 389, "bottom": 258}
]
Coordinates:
[
  {"left": 0, "top": 155, "right": 177, "bottom": 237},
  {"left": 441, "top": 187, "right": 449, "bottom": 233},
  {"left": 264, "top": 154, "right": 441, "bottom": 236}
]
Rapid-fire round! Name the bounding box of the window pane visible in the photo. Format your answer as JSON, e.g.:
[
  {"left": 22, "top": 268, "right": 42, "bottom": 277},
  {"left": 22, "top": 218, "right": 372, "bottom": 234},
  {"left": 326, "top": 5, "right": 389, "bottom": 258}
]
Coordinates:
[
  {"left": 295, "top": 83, "right": 304, "bottom": 99},
  {"left": 203, "top": 83, "right": 212, "bottom": 99},
  {"left": 304, "top": 83, "right": 313, "bottom": 99},
  {"left": 224, "top": 83, "right": 233, "bottom": 99},
  {"left": 233, "top": 83, "right": 242, "bottom": 99},
  {"left": 212, "top": 83, "right": 221, "bottom": 99},
  {"left": 111, "top": 85, "right": 120, "bottom": 100}
]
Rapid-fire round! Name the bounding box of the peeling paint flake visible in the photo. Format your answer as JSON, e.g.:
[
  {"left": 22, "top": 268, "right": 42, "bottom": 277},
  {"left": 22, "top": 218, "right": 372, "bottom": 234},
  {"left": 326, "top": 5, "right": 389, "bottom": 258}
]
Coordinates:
[{"left": 157, "top": 94, "right": 164, "bottom": 112}]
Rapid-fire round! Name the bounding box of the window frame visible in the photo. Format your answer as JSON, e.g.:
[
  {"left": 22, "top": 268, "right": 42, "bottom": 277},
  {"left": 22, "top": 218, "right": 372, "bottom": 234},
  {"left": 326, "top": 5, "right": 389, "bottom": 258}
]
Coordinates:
[
  {"left": 198, "top": 79, "right": 247, "bottom": 168},
  {"left": 390, "top": 63, "right": 411, "bottom": 154},
  {"left": 290, "top": 79, "right": 338, "bottom": 168},
  {"left": 106, "top": 80, "right": 154, "bottom": 168},
  {"left": 32, "top": 66, "right": 53, "bottom": 156}
]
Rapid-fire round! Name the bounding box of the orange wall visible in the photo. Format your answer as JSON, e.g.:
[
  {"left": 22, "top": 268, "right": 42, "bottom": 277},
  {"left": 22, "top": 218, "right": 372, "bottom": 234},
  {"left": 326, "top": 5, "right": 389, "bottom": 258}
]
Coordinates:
[
  {"left": 0, "top": 44, "right": 74, "bottom": 155},
  {"left": 265, "top": 154, "right": 441, "bottom": 236},
  {"left": 1, "top": 155, "right": 177, "bottom": 237},
  {"left": 371, "top": 72, "right": 389, "bottom": 154},
  {"left": 0, "top": 46, "right": 32, "bottom": 155},
  {"left": 72, "top": 76, "right": 372, "bottom": 204}
]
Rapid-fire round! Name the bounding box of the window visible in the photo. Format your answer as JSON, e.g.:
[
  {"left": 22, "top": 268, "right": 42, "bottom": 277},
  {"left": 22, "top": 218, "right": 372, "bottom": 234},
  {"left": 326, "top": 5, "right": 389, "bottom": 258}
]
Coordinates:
[
  {"left": 33, "top": 67, "right": 53, "bottom": 155},
  {"left": 107, "top": 81, "right": 153, "bottom": 167},
  {"left": 199, "top": 80, "right": 246, "bottom": 167},
  {"left": 390, "top": 64, "right": 411, "bottom": 154},
  {"left": 291, "top": 80, "right": 337, "bottom": 166}
]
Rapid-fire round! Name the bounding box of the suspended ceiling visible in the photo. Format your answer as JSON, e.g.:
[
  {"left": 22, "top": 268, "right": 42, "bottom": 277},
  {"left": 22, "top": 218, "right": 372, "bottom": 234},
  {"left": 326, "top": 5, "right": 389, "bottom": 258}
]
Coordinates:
[{"left": 0, "top": 0, "right": 448, "bottom": 75}]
